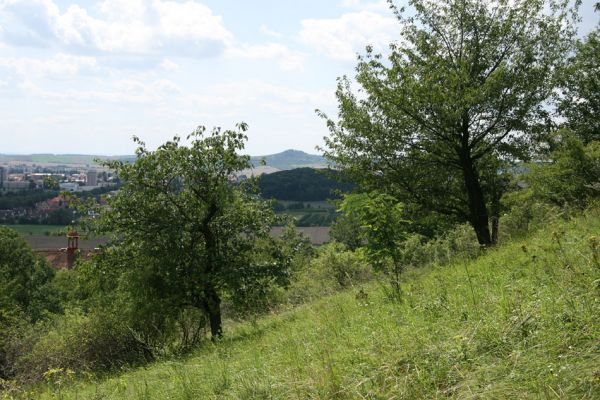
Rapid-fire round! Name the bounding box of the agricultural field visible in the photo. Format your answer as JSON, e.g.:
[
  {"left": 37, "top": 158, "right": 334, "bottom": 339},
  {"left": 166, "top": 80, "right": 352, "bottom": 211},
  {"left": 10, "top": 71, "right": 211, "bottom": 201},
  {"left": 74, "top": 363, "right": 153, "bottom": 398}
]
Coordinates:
[{"left": 1, "top": 225, "right": 66, "bottom": 236}]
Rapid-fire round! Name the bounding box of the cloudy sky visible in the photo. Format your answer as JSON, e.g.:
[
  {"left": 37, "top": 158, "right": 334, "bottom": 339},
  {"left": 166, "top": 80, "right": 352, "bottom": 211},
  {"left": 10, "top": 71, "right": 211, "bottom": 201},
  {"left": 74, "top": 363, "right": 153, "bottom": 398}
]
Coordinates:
[{"left": 0, "top": 0, "right": 597, "bottom": 156}]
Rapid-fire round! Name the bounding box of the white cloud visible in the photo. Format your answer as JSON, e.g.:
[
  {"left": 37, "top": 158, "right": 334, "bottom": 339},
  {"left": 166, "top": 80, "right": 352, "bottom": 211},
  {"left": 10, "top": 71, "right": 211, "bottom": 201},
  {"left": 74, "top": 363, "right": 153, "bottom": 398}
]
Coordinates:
[
  {"left": 19, "top": 77, "right": 182, "bottom": 103},
  {"left": 0, "top": 53, "right": 98, "bottom": 77},
  {"left": 159, "top": 58, "right": 179, "bottom": 71},
  {"left": 0, "top": 0, "right": 304, "bottom": 72},
  {"left": 227, "top": 43, "right": 305, "bottom": 71},
  {"left": 259, "top": 24, "right": 282, "bottom": 38},
  {"left": 0, "top": 0, "right": 234, "bottom": 57},
  {"left": 299, "top": 10, "right": 399, "bottom": 61}
]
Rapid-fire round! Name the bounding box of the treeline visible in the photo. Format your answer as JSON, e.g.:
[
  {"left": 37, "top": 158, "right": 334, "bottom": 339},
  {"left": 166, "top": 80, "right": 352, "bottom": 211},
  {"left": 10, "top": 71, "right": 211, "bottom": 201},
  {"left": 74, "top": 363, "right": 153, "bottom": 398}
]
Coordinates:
[
  {"left": 0, "top": 190, "right": 58, "bottom": 210},
  {"left": 258, "top": 168, "right": 354, "bottom": 202}
]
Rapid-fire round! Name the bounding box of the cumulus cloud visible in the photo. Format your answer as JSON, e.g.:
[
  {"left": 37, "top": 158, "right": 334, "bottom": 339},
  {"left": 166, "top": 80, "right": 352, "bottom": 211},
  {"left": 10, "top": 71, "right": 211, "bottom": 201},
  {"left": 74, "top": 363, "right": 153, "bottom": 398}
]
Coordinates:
[
  {"left": 0, "top": 0, "right": 234, "bottom": 57},
  {"left": 0, "top": 0, "right": 304, "bottom": 71},
  {"left": 299, "top": 10, "right": 399, "bottom": 61},
  {"left": 19, "top": 77, "right": 182, "bottom": 103}
]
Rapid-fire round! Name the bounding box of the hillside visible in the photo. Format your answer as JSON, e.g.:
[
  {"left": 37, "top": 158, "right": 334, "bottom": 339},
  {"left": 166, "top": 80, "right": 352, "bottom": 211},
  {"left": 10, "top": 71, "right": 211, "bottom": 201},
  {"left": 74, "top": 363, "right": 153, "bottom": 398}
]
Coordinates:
[
  {"left": 250, "top": 149, "right": 327, "bottom": 170},
  {"left": 258, "top": 168, "right": 354, "bottom": 201},
  {"left": 31, "top": 211, "right": 600, "bottom": 399}
]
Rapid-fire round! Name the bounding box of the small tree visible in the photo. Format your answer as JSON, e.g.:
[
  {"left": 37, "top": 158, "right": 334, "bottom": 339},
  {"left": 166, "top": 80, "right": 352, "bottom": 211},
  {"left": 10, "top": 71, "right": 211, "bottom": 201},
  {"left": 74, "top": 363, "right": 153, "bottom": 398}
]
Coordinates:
[
  {"left": 94, "top": 124, "right": 289, "bottom": 340},
  {"left": 339, "top": 192, "right": 409, "bottom": 298}
]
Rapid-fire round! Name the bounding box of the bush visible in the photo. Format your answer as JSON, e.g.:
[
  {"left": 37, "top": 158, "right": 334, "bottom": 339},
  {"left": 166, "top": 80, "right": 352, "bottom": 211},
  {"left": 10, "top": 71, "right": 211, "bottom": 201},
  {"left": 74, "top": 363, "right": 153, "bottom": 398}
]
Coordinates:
[
  {"left": 4, "top": 309, "right": 152, "bottom": 383},
  {"left": 499, "top": 194, "right": 563, "bottom": 241},
  {"left": 285, "top": 242, "right": 372, "bottom": 305}
]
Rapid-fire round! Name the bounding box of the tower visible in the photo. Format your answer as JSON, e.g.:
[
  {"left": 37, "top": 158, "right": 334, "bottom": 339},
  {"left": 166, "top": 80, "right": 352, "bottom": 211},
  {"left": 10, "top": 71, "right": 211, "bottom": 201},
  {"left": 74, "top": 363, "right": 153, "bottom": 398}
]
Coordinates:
[
  {"left": 87, "top": 169, "right": 98, "bottom": 186},
  {"left": 66, "top": 230, "right": 79, "bottom": 269},
  {"left": 0, "top": 166, "right": 6, "bottom": 189}
]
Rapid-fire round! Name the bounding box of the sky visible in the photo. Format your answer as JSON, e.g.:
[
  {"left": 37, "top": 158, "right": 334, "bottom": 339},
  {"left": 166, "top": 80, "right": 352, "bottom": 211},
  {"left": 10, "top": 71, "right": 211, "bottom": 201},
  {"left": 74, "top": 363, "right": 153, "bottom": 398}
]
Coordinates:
[{"left": 0, "top": 0, "right": 598, "bottom": 156}]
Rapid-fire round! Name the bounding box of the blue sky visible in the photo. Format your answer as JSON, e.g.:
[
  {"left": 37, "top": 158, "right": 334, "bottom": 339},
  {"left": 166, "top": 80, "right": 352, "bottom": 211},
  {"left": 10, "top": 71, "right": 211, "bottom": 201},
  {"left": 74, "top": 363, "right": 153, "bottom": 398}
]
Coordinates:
[{"left": 0, "top": 0, "right": 597, "bottom": 156}]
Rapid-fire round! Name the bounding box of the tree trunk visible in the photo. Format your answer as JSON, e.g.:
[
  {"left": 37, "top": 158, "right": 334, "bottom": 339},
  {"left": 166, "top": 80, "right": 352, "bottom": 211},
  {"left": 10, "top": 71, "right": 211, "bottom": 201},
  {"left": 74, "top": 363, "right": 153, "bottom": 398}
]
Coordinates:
[
  {"left": 491, "top": 215, "right": 499, "bottom": 245},
  {"left": 204, "top": 287, "right": 222, "bottom": 340},
  {"left": 490, "top": 195, "right": 500, "bottom": 245},
  {"left": 460, "top": 153, "right": 493, "bottom": 246}
]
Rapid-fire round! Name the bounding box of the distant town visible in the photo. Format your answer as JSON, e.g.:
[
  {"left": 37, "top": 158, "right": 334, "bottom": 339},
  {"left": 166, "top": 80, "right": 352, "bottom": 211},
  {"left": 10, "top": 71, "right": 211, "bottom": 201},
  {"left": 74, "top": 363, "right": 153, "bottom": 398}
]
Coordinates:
[
  {"left": 0, "top": 164, "right": 116, "bottom": 192},
  {"left": 0, "top": 161, "right": 118, "bottom": 226}
]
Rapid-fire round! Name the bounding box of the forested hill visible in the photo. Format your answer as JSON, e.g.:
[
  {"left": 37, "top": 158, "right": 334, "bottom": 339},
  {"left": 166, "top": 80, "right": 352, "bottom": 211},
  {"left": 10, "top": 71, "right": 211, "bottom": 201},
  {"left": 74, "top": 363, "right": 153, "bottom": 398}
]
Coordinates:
[
  {"left": 250, "top": 149, "right": 327, "bottom": 170},
  {"left": 258, "top": 168, "right": 354, "bottom": 201}
]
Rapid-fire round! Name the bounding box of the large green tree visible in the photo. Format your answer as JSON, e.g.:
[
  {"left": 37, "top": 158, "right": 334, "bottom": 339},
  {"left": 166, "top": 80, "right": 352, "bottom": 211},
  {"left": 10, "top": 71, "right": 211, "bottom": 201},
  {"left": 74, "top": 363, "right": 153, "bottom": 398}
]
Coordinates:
[
  {"left": 95, "top": 124, "right": 289, "bottom": 339},
  {"left": 321, "top": 0, "right": 578, "bottom": 245}
]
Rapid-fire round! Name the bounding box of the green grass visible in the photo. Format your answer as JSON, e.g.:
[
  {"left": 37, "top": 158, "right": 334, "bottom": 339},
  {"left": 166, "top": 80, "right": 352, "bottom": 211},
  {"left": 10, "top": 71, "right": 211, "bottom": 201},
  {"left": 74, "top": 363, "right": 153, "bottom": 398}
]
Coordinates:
[
  {"left": 1, "top": 225, "right": 66, "bottom": 236},
  {"left": 25, "top": 211, "right": 600, "bottom": 399}
]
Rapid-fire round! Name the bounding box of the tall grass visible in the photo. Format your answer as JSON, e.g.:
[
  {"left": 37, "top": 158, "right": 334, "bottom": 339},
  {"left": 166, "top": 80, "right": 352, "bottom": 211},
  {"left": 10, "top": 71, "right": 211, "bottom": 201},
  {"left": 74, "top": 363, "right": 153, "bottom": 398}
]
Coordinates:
[{"left": 9, "top": 210, "right": 600, "bottom": 399}]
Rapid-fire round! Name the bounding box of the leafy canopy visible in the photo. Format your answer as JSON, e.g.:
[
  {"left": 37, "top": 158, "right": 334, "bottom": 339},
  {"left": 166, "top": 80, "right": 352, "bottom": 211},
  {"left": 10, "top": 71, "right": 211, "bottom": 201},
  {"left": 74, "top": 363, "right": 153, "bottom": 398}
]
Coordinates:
[
  {"left": 321, "top": 0, "right": 579, "bottom": 245},
  {"left": 93, "top": 124, "right": 290, "bottom": 339}
]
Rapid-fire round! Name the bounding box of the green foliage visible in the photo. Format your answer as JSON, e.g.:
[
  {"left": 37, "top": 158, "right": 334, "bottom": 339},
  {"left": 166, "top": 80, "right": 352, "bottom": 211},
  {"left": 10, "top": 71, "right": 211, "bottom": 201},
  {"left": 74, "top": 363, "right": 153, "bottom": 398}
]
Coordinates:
[
  {"left": 320, "top": 0, "right": 579, "bottom": 245},
  {"left": 524, "top": 131, "right": 600, "bottom": 208},
  {"left": 258, "top": 168, "right": 354, "bottom": 202},
  {"left": 42, "top": 177, "right": 59, "bottom": 191},
  {"left": 0, "top": 227, "right": 59, "bottom": 378},
  {"left": 557, "top": 27, "right": 600, "bottom": 144},
  {"left": 285, "top": 241, "right": 371, "bottom": 305},
  {"left": 4, "top": 309, "right": 152, "bottom": 383},
  {"left": 90, "top": 124, "right": 290, "bottom": 340},
  {"left": 311, "top": 242, "right": 371, "bottom": 289},
  {"left": 329, "top": 211, "right": 363, "bottom": 250},
  {"left": 339, "top": 192, "right": 409, "bottom": 297},
  {"left": 0, "top": 190, "right": 59, "bottom": 212}
]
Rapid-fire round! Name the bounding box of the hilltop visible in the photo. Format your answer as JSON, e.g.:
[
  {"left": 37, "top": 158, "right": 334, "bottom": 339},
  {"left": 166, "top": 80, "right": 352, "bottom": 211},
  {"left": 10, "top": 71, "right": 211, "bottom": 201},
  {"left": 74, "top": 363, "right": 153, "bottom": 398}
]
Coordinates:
[
  {"left": 28, "top": 210, "right": 600, "bottom": 399},
  {"left": 250, "top": 149, "right": 327, "bottom": 170}
]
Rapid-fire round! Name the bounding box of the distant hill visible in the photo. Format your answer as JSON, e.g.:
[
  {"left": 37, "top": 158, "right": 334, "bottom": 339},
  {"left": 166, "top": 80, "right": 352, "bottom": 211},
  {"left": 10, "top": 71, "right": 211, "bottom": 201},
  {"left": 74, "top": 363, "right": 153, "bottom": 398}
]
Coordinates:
[
  {"left": 258, "top": 168, "right": 354, "bottom": 201},
  {"left": 0, "top": 150, "right": 324, "bottom": 170},
  {"left": 250, "top": 149, "right": 327, "bottom": 170},
  {"left": 0, "top": 154, "right": 135, "bottom": 166}
]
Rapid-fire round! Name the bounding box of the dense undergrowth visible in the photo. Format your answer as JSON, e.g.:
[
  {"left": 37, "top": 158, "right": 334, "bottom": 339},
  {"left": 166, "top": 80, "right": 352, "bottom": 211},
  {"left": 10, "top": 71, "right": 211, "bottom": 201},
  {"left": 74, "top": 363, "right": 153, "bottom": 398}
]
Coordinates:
[{"left": 7, "top": 209, "right": 599, "bottom": 399}]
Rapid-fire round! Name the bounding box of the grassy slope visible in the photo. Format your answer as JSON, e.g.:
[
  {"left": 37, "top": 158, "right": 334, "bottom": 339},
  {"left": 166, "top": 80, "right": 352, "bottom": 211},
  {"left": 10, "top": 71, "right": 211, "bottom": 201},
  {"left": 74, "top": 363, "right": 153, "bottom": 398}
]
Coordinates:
[{"left": 34, "top": 212, "right": 600, "bottom": 399}]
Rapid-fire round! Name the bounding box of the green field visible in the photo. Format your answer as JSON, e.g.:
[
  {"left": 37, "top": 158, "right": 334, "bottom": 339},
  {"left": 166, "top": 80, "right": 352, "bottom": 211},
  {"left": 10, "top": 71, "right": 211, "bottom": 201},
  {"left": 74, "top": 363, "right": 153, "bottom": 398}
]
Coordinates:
[
  {"left": 27, "top": 210, "right": 600, "bottom": 399},
  {"left": 1, "top": 225, "right": 66, "bottom": 236}
]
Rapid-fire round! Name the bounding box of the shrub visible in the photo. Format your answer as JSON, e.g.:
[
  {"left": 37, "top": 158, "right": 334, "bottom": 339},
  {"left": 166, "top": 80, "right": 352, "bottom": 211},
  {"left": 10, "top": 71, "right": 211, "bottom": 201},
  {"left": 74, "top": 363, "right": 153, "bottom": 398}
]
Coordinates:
[
  {"left": 285, "top": 242, "right": 372, "bottom": 305},
  {"left": 4, "top": 309, "right": 152, "bottom": 383}
]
